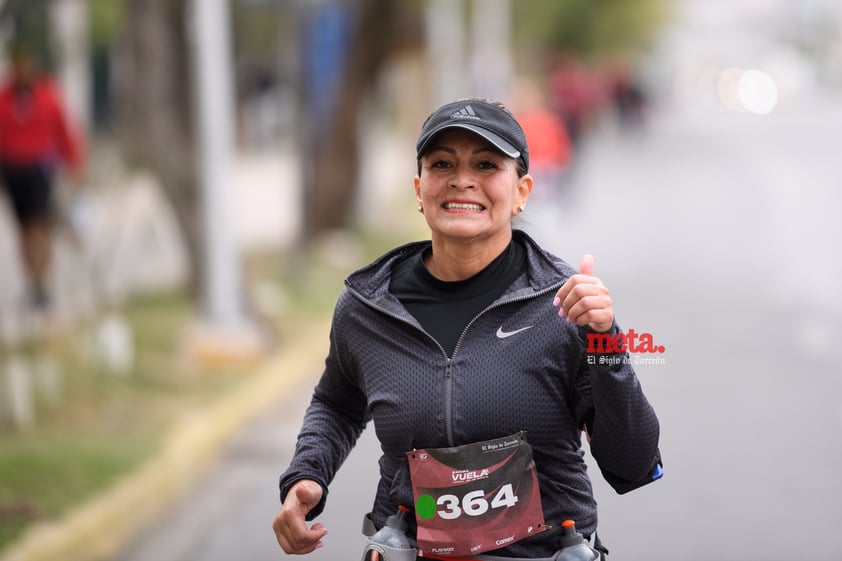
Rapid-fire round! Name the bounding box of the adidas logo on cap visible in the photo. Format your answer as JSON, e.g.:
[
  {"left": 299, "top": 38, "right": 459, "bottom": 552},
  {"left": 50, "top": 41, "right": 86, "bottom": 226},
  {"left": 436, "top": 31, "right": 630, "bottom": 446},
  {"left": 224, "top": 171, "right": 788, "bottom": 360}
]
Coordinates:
[{"left": 450, "top": 105, "right": 481, "bottom": 121}]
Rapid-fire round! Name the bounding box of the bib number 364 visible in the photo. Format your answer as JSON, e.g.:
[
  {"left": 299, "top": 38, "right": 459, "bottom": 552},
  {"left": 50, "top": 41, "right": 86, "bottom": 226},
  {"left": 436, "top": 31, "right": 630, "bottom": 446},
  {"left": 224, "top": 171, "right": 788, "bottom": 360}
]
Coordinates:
[
  {"left": 407, "top": 433, "right": 546, "bottom": 557},
  {"left": 436, "top": 483, "right": 518, "bottom": 520}
]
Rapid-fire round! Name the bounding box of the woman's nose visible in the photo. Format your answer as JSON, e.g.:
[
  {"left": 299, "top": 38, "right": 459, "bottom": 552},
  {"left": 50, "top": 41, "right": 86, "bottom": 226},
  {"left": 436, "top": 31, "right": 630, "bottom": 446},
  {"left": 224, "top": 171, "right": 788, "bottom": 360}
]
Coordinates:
[{"left": 449, "top": 165, "right": 475, "bottom": 190}]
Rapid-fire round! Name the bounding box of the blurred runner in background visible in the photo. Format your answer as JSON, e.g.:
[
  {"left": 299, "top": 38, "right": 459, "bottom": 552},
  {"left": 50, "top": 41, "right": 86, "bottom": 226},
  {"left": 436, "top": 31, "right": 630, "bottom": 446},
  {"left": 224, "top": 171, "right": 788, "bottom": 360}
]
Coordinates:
[
  {"left": 0, "top": 41, "right": 85, "bottom": 309},
  {"left": 548, "top": 51, "right": 604, "bottom": 149},
  {"left": 513, "top": 78, "right": 574, "bottom": 203}
]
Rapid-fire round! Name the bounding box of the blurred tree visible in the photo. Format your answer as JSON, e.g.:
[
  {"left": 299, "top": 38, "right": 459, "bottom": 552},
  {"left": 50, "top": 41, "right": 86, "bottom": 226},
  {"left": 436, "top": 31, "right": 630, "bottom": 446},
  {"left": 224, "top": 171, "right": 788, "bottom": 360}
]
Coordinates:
[
  {"left": 231, "top": 0, "right": 280, "bottom": 87},
  {"left": 511, "top": 0, "right": 669, "bottom": 63},
  {"left": 112, "top": 0, "right": 203, "bottom": 293},
  {"left": 88, "top": 0, "right": 123, "bottom": 47},
  {"left": 107, "top": 0, "right": 423, "bottom": 287},
  {"left": 88, "top": 0, "right": 123, "bottom": 130},
  {"left": 0, "top": 0, "right": 54, "bottom": 70},
  {"left": 299, "top": 0, "right": 422, "bottom": 242}
]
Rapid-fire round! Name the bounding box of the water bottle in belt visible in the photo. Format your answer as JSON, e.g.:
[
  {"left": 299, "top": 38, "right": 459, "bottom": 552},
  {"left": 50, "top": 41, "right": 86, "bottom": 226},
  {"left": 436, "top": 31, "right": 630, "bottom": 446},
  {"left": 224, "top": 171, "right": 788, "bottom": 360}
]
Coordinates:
[
  {"left": 556, "top": 520, "right": 600, "bottom": 561},
  {"left": 362, "top": 505, "right": 417, "bottom": 561}
]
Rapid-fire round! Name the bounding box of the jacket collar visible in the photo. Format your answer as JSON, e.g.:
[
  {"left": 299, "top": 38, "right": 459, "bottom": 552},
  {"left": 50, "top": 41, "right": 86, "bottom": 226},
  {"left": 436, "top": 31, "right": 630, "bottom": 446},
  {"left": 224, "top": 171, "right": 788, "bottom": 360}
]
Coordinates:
[{"left": 345, "top": 230, "right": 575, "bottom": 303}]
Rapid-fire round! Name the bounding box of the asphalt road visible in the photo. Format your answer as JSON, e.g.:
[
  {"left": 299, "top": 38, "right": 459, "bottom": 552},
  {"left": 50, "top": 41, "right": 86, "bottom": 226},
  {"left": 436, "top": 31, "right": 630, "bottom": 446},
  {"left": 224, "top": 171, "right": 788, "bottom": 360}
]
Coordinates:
[
  {"left": 114, "top": 99, "right": 842, "bottom": 561},
  {"left": 523, "top": 102, "right": 842, "bottom": 559}
]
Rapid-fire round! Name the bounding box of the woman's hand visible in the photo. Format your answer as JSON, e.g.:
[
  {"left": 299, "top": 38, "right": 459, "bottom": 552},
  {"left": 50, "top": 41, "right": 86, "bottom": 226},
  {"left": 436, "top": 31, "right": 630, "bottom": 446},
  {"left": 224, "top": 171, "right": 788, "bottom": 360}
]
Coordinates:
[
  {"left": 552, "top": 254, "right": 614, "bottom": 333},
  {"left": 272, "top": 479, "right": 328, "bottom": 554}
]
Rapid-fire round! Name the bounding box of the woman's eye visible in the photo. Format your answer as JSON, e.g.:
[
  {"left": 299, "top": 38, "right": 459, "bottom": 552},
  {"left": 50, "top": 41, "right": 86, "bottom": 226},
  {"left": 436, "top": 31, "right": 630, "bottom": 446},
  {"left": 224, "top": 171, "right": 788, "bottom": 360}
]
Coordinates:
[
  {"left": 431, "top": 159, "right": 452, "bottom": 169},
  {"left": 477, "top": 160, "right": 498, "bottom": 170}
]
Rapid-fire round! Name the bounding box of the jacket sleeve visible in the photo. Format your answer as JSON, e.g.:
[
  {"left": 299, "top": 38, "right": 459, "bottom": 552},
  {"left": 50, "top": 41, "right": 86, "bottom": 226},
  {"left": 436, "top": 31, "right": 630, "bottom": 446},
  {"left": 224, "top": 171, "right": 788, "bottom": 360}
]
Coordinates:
[
  {"left": 573, "top": 322, "right": 662, "bottom": 494},
  {"left": 46, "top": 80, "right": 84, "bottom": 173},
  {"left": 278, "top": 311, "right": 370, "bottom": 519}
]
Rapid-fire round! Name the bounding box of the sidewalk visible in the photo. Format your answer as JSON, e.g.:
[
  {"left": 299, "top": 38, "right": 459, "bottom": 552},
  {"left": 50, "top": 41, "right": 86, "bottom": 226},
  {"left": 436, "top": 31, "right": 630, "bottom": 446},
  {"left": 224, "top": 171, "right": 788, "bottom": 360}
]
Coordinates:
[
  {"left": 0, "top": 128, "right": 415, "bottom": 560},
  {"left": 0, "top": 146, "right": 309, "bottom": 560},
  {"left": 0, "top": 316, "right": 330, "bottom": 561}
]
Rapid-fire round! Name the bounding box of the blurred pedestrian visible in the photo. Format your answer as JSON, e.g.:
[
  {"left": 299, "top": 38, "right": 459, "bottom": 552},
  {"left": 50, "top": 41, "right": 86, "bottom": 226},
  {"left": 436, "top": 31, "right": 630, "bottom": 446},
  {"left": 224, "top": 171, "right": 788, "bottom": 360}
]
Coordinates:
[
  {"left": 549, "top": 51, "right": 605, "bottom": 148},
  {"left": 273, "top": 97, "right": 662, "bottom": 559},
  {"left": 512, "top": 78, "right": 574, "bottom": 201},
  {"left": 606, "top": 57, "right": 648, "bottom": 130},
  {"left": 0, "top": 41, "right": 85, "bottom": 309}
]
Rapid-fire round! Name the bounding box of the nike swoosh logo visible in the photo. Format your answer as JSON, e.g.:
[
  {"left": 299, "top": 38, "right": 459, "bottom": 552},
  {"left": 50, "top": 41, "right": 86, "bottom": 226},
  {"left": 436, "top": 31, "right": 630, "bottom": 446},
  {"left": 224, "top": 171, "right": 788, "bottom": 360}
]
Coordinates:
[{"left": 496, "top": 325, "right": 534, "bottom": 339}]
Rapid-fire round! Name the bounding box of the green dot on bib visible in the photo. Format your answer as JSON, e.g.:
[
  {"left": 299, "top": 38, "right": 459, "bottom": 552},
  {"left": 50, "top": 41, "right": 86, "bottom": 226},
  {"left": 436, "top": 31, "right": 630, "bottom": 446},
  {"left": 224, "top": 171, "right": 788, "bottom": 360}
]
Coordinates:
[{"left": 415, "top": 494, "right": 436, "bottom": 519}]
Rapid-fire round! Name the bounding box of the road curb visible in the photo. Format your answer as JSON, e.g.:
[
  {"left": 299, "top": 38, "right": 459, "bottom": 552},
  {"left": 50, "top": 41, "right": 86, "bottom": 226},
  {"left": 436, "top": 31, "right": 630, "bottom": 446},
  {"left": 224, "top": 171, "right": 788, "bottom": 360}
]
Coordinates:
[{"left": 0, "top": 318, "right": 330, "bottom": 561}]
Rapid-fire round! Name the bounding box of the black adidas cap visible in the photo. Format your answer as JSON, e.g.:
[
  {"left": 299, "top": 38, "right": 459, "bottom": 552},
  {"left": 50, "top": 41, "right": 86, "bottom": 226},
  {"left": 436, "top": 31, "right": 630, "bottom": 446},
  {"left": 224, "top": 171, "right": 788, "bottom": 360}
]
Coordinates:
[{"left": 416, "top": 99, "right": 530, "bottom": 172}]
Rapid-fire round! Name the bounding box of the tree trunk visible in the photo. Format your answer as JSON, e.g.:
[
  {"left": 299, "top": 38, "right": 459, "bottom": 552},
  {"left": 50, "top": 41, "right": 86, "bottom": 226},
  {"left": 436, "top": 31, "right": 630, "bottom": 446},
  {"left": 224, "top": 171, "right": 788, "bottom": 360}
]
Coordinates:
[
  {"left": 114, "top": 0, "right": 202, "bottom": 294},
  {"left": 301, "top": 0, "right": 417, "bottom": 242}
]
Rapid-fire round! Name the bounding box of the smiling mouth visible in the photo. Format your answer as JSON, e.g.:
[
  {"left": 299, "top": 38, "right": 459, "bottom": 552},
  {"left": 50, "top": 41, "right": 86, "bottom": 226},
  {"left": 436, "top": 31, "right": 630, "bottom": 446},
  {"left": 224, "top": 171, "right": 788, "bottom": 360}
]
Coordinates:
[{"left": 443, "top": 202, "right": 485, "bottom": 211}]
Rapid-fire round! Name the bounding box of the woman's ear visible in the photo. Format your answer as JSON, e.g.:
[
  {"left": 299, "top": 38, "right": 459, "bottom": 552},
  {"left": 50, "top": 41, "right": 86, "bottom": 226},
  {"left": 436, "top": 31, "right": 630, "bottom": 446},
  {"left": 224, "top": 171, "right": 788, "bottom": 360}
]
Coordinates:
[
  {"left": 514, "top": 174, "right": 534, "bottom": 213},
  {"left": 414, "top": 175, "right": 422, "bottom": 206}
]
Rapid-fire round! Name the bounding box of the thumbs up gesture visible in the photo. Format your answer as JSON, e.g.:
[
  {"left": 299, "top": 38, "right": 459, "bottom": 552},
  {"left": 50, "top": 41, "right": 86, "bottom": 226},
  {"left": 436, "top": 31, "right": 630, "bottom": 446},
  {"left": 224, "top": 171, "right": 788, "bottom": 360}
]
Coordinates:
[{"left": 552, "top": 254, "right": 614, "bottom": 333}]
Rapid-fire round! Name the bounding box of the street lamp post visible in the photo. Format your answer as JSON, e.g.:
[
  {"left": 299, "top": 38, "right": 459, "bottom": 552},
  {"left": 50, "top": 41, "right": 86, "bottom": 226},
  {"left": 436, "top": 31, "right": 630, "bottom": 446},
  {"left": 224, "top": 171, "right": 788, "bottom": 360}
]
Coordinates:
[{"left": 187, "top": 0, "right": 264, "bottom": 362}]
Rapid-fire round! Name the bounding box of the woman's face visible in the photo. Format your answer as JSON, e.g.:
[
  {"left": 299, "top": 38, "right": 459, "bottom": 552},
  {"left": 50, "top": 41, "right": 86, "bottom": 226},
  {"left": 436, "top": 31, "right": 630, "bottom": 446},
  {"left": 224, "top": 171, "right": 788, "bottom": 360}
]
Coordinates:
[{"left": 414, "top": 129, "right": 532, "bottom": 247}]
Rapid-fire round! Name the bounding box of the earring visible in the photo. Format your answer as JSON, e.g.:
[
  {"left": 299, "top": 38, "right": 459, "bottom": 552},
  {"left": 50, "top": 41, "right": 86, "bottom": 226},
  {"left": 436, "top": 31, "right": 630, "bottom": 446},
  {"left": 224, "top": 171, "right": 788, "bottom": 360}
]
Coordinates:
[
  {"left": 417, "top": 205, "right": 424, "bottom": 214},
  {"left": 517, "top": 205, "right": 525, "bottom": 213}
]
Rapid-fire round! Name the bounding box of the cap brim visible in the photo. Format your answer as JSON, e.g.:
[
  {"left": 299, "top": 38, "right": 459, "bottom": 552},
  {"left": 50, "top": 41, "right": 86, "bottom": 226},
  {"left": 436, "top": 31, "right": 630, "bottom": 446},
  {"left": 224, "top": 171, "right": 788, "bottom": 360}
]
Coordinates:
[{"left": 417, "top": 123, "right": 521, "bottom": 159}]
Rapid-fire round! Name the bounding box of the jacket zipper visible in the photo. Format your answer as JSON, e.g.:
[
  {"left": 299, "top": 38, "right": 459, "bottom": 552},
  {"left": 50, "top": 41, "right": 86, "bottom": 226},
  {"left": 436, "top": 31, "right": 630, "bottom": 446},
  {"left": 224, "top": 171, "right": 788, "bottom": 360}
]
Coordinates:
[{"left": 347, "top": 281, "right": 564, "bottom": 447}]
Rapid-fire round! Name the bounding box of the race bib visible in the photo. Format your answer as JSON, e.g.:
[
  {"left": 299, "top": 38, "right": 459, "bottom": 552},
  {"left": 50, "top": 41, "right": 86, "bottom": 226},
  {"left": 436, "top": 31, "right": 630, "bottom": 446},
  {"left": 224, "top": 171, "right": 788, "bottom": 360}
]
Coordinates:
[{"left": 407, "top": 432, "right": 546, "bottom": 557}]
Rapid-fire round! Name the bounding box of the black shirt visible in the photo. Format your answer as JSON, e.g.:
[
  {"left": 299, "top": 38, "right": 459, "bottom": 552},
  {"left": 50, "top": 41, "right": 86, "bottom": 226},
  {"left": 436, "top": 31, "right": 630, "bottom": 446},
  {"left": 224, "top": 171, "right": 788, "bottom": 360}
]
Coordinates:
[{"left": 389, "top": 238, "right": 526, "bottom": 356}]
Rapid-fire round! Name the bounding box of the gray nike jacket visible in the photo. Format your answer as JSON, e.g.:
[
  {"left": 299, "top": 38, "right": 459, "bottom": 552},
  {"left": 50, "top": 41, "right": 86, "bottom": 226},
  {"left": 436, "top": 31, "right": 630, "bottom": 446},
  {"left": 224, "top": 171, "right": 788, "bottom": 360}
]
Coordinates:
[{"left": 279, "top": 230, "right": 661, "bottom": 558}]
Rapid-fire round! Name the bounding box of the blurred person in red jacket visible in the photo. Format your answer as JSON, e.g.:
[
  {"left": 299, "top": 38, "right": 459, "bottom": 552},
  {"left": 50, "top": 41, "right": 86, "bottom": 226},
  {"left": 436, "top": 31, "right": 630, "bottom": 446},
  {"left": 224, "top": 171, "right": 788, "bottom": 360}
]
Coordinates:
[
  {"left": 512, "top": 78, "right": 573, "bottom": 202},
  {"left": 0, "top": 42, "right": 85, "bottom": 309},
  {"left": 548, "top": 51, "right": 606, "bottom": 148}
]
